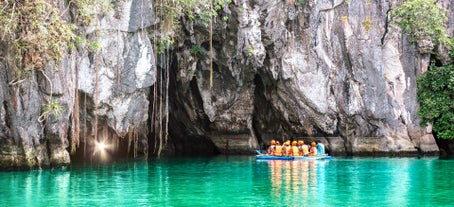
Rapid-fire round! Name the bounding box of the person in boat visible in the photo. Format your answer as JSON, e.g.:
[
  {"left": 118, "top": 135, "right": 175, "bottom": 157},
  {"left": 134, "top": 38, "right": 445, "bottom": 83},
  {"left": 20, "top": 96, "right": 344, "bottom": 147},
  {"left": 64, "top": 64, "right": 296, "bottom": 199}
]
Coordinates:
[
  {"left": 300, "top": 140, "right": 309, "bottom": 156},
  {"left": 282, "top": 140, "right": 291, "bottom": 156},
  {"left": 268, "top": 140, "right": 276, "bottom": 155},
  {"left": 309, "top": 141, "right": 318, "bottom": 156},
  {"left": 297, "top": 140, "right": 303, "bottom": 156},
  {"left": 275, "top": 141, "right": 283, "bottom": 156},
  {"left": 316, "top": 141, "right": 325, "bottom": 155},
  {"left": 291, "top": 141, "right": 299, "bottom": 156}
]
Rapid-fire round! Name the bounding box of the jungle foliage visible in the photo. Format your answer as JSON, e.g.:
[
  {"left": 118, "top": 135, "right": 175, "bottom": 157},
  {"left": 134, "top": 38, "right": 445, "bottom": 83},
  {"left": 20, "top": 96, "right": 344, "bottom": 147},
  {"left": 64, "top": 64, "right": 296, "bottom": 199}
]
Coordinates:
[
  {"left": 0, "top": 0, "right": 76, "bottom": 71},
  {"left": 391, "top": 0, "right": 449, "bottom": 47},
  {"left": 153, "top": 0, "right": 232, "bottom": 40},
  {"left": 417, "top": 51, "right": 454, "bottom": 139}
]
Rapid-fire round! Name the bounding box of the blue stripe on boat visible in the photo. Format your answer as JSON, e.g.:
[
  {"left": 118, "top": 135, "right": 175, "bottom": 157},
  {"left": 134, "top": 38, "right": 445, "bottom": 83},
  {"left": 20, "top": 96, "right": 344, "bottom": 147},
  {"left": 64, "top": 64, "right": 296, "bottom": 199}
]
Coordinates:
[{"left": 255, "top": 155, "right": 295, "bottom": 160}]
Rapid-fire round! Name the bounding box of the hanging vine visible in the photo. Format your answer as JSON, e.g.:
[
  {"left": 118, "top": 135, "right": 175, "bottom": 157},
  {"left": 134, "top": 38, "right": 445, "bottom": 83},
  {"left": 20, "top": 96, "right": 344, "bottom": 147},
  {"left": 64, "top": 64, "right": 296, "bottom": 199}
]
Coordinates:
[
  {"left": 151, "top": 0, "right": 232, "bottom": 156},
  {"left": 68, "top": 0, "right": 106, "bottom": 157},
  {"left": 209, "top": 0, "right": 214, "bottom": 88},
  {"left": 71, "top": 57, "right": 80, "bottom": 154}
]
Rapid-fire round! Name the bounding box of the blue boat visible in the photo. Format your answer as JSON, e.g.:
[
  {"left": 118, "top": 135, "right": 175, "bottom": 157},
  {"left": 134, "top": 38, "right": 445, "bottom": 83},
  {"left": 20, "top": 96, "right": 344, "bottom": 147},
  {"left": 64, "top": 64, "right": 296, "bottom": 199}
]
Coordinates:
[
  {"left": 293, "top": 154, "right": 333, "bottom": 160},
  {"left": 255, "top": 155, "right": 295, "bottom": 160},
  {"left": 255, "top": 150, "right": 332, "bottom": 161}
]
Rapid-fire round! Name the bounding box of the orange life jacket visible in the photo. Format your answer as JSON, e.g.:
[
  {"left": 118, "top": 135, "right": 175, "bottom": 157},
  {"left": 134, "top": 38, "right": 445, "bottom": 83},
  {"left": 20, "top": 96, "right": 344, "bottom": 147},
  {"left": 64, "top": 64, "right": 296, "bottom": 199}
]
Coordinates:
[
  {"left": 309, "top": 146, "right": 318, "bottom": 156},
  {"left": 275, "top": 145, "right": 283, "bottom": 156},
  {"left": 283, "top": 145, "right": 292, "bottom": 156},
  {"left": 292, "top": 146, "right": 299, "bottom": 156},
  {"left": 301, "top": 145, "right": 309, "bottom": 156}
]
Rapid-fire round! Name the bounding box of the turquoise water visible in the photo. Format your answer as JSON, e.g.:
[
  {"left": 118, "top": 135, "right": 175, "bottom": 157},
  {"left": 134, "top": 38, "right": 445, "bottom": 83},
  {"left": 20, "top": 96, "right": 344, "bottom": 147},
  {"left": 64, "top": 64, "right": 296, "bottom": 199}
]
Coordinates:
[{"left": 1, "top": 156, "right": 453, "bottom": 207}]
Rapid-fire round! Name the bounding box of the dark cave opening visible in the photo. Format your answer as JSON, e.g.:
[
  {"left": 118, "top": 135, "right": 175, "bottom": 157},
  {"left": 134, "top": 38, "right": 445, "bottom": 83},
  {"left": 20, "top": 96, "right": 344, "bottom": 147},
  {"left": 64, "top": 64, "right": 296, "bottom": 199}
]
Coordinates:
[{"left": 160, "top": 51, "right": 219, "bottom": 156}]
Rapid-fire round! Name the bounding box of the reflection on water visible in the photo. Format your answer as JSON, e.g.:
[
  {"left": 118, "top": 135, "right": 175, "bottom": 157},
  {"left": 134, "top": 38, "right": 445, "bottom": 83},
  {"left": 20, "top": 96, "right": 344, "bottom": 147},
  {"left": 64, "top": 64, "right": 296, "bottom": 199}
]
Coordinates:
[
  {"left": 0, "top": 162, "right": 153, "bottom": 206},
  {"left": 0, "top": 157, "right": 454, "bottom": 206},
  {"left": 267, "top": 160, "right": 327, "bottom": 206}
]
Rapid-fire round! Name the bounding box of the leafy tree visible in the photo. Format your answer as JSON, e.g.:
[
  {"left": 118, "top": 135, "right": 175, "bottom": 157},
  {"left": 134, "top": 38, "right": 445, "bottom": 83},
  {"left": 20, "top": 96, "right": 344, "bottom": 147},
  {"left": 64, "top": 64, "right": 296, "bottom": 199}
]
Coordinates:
[
  {"left": 417, "top": 56, "right": 454, "bottom": 139},
  {"left": 392, "top": 0, "right": 449, "bottom": 47}
]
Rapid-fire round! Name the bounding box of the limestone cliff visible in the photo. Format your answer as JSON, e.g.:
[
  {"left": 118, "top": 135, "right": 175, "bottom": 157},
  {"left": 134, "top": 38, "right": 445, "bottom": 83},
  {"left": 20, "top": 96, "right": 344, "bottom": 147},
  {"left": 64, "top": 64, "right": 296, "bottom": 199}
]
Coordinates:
[
  {"left": 0, "top": 0, "right": 452, "bottom": 169},
  {"left": 173, "top": 0, "right": 451, "bottom": 155}
]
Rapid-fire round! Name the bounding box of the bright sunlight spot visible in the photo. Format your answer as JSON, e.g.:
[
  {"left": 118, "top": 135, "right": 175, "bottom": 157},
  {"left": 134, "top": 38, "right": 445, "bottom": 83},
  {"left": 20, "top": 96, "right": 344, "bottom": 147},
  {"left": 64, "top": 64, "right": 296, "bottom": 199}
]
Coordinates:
[
  {"left": 96, "top": 142, "right": 106, "bottom": 151},
  {"left": 93, "top": 141, "right": 109, "bottom": 162}
]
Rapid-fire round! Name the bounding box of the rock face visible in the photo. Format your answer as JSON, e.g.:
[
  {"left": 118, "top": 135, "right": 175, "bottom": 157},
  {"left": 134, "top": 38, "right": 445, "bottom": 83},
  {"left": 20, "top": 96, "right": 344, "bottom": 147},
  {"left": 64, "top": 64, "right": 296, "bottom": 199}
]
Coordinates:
[
  {"left": 0, "top": 0, "right": 451, "bottom": 169},
  {"left": 0, "top": 0, "right": 155, "bottom": 170},
  {"left": 172, "top": 0, "right": 444, "bottom": 155}
]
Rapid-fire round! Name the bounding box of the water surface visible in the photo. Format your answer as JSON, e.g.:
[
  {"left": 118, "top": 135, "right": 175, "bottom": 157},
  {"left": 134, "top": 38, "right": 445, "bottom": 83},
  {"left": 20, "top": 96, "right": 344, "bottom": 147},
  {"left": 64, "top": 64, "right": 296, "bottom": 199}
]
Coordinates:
[{"left": 0, "top": 156, "right": 453, "bottom": 206}]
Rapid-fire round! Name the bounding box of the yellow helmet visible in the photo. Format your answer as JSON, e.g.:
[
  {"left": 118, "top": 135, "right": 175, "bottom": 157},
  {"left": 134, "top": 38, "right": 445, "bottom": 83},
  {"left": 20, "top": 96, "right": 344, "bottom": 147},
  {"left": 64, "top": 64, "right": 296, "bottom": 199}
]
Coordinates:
[
  {"left": 311, "top": 141, "right": 316, "bottom": 147},
  {"left": 292, "top": 141, "right": 297, "bottom": 146},
  {"left": 271, "top": 140, "right": 276, "bottom": 145},
  {"left": 285, "top": 141, "right": 291, "bottom": 146},
  {"left": 298, "top": 140, "right": 303, "bottom": 145}
]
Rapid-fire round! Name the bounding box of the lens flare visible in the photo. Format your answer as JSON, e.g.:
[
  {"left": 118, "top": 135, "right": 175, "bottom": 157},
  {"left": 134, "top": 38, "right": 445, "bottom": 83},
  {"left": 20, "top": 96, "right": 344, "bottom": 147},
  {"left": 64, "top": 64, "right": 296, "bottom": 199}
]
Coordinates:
[
  {"left": 97, "top": 142, "right": 106, "bottom": 151},
  {"left": 93, "top": 141, "right": 109, "bottom": 162}
]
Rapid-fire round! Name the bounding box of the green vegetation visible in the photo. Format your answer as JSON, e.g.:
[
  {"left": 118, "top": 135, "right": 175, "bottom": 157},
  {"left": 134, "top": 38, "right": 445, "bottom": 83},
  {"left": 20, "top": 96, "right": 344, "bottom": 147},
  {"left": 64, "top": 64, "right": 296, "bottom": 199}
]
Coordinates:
[
  {"left": 394, "top": 0, "right": 453, "bottom": 138},
  {"left": 70, "top": 0, "right": 96, "bottom": 25},
  {"left": 189, "top": 45, "right": 204, "bottom": 56},
  {"left": 417, "top": 50, "right": 454, "bottom": 139},
  {"left": 156, "top": 37, "right": 174, "bottom": 55},
  {"left": 362, "top": 17, "right": 372, "bottom": 32},
  {"left": 39, "top": 99, "right": 64, "bottom": 122},
  {"left": 88, "top": 41, "right": 102, "bottom": 52},
  {"left": 391, "top": 0, "right": 449, "bottom": 47},
  {"left": 0, "top": 0, "right": 76, "bottom": 71},
  {"left": 295, "top": 0, "right": 304, "bottom": 4},
  {"left": 69, "top": 0, "right": 105, "bottom": 26},
  {"left": 248, "top": 45, "right": 254, "bottom": 57},
  {"left": 238, "top": 5, "right": 245, "bottom": 13},
  {"left": 154, "top": 0, "right": 232, "bottom": 41}
]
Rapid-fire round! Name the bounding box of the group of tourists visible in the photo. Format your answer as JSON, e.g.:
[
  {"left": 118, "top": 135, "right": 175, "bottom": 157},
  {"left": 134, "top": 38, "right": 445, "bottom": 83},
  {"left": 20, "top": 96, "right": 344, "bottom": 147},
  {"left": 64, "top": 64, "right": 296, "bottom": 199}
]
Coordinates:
[{"left": 267, "top": 140, "right": 325, "bottom": 157}]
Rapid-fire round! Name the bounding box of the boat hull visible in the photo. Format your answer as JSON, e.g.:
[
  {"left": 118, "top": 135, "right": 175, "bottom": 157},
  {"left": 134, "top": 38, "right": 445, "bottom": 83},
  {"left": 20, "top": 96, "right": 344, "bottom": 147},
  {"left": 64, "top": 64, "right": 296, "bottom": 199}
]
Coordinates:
[
  {"left": 293, "top": 155, "right": 333, "bottom": 160},
  {"left": 255, "top": 155, "right": 295, "bottom": 160},
  {"left": 255, "top": 151, "right": 333, "bottom": 161}
]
